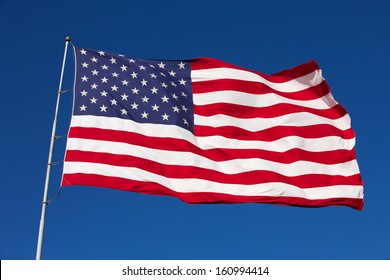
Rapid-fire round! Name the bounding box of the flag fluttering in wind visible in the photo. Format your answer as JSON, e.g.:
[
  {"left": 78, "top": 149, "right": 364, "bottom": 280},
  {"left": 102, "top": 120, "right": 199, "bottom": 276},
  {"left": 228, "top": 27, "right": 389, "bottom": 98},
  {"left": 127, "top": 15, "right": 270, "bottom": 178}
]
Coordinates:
[{"left": 61, "top": 46, "right": 363, "bottom": 210}]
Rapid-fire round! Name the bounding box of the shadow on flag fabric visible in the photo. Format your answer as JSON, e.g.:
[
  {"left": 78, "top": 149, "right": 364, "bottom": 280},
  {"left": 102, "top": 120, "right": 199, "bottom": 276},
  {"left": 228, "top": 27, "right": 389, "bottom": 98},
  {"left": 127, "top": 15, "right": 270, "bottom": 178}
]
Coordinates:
[{"left": 61, "top": 46, "right": 364, "bottom": 210}]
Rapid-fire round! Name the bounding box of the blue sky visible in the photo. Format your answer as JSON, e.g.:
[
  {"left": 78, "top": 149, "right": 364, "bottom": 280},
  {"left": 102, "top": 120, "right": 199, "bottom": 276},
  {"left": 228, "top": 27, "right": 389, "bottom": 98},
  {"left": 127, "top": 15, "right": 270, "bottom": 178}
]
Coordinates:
[{"left": 1, "top": 0, "right": 389, "bottom": 260}]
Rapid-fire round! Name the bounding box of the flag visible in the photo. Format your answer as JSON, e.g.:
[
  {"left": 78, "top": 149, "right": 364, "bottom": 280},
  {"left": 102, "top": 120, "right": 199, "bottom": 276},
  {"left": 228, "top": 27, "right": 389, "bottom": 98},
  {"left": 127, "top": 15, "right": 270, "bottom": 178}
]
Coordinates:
[{"left": 61, "top": 46, "right": 364, "bottom": 210}]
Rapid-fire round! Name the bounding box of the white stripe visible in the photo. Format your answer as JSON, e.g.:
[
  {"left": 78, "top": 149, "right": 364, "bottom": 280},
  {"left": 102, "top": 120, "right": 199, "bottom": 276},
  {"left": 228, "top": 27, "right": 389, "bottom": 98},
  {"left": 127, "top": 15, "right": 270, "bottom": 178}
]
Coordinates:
[
  {"left": 191, "top": 68, "right": 323, "bottom": 93},
  {"left": 193, "top": 91, "right": 338, "bottom": 110},
  {"left": 69, "top": 115, "right": 356, "bottom": 152},
  {"left": 194, "top": 135, "right": 355, "bottom": 152},
  {"left": 66, "top": 138, "right": 361, "bottom": 177},
  {"left": 194, "top": 112, "right": 352, "bottom": 131},
  {"left": 63, "top": 162, "right": 364, "bottom": 199}
]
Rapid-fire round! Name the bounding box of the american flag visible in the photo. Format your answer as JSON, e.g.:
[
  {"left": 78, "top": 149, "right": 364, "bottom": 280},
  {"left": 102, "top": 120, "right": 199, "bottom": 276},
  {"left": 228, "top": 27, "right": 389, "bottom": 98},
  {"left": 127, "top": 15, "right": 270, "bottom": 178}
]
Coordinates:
[{"left": 61, "top": 46, "right": 364, "bottom": 210}]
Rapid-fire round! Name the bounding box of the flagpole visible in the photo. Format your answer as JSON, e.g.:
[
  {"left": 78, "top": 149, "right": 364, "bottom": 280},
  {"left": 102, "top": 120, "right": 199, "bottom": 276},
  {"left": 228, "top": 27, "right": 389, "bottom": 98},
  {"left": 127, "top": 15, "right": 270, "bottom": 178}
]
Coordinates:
[{"left": 36, "top": 36, "right": 71, "bottom": 260}]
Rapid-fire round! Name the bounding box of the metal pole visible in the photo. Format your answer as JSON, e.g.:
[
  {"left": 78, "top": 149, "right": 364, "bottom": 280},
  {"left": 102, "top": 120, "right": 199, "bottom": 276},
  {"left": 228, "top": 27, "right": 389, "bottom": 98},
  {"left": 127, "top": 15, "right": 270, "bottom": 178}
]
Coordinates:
[{"left": 36, "top": 36, "right": 71, "bottom": 260}]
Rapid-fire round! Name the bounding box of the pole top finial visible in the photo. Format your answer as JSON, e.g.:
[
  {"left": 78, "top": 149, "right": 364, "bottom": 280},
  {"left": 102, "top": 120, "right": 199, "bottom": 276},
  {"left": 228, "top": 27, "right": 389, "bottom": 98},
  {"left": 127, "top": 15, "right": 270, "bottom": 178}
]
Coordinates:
[{"left": 65, "top": 36, "right": 71, "bottom": 42}]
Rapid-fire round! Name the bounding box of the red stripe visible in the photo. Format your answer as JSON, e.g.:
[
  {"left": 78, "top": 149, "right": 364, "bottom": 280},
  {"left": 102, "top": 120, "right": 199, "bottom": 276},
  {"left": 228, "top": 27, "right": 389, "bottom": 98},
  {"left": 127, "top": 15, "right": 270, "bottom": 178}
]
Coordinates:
[
  {"left": 61, "top": 173, "right": 363, "bottom": 210},
  {"left": 68, "top": 127, "right": 356, "bottom": 164},
  {"left": 191, "top": 58, "right": 319, "bottom": 82},
  {"left": 194, "top": 124, "right": 355, "bottom": 141},
  {"left": 64, "top": 150, "right": 362, "bottom": 188},
  {"left": 192, "top": 79, "right": 330, "bottom": 101},
  {"left": 271, "top": 60, "right": 319, "bottom": 79},
  {"left": 194, "top": 103, "right": 347, "bottom": 120}
]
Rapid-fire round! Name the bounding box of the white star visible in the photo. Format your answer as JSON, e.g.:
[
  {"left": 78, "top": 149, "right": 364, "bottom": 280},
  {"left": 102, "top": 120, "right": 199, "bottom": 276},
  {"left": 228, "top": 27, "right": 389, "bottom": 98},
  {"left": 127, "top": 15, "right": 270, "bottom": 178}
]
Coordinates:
[
  {"left": 171, "top": 93, "right": 178, "bottom": 100},
  {"left": 98, "top": 51, "right": 105, "bottom": 56},
  {"left": 110, "top": 57, "right": 117, "bottom": 64},
  {"left": 179, "top": 78, "right": 186, "bottom": 85},
  {"left": 120, "top": 65, "right": 128, "bottom": 71},
  {"left": 81, "top": 75, "right": 89, "bottom": 82},
  {"left": 111, "top": 85, "right": 118, "bottom": 91},
  {"left": 112, "top": 72, "right": 119, "bottom": 78},
  {"left": 160, "top": 72, "right": 166, "bottom": 77},
  {"left": 149, "top": 64, "right": 155, "bottom": 68},
  {"left": 182, "top": 105, "right": 188, "bottom": 112},
  {"left": 161, "top": 95, "right": 169, "bottom": 103},
  {"left": 121, "top": 93, "right": 129, "bottom": 100},
  {"left": 80, "top": 104, "right": 87, "bottom": 111},
  {"left": 100, "top": 90, "right": 108, "bottom": 97},
  {"left": 158, "top": 62, "right": 166, "bottom": 69},
  {"left": 91, "top": 69, "right": 99, "bottom": 76},
  {"left": 162, "top": 113, "right": 169, "bottom": 120},
  {"left": 151, "top": 104, "right": 159, "bottom": 111},
  {"left": 121, "top": 79, "right": 129, "bottom": 86},
  {"left": 101, "top": 77, "right": 108, "bottom": 83},
  {"left": 90, "top": 97, "right": 98, "bottom": 103},
  {"left": 91, "top": 57, "right": 98, "bottom": 63},
  {"left": 110, "top": 99, "right": 118, "bottom": 105},
  {"left": 80, "top": 49, "right": 87, "bottom": 55},
  {"left": 91, "top": 83, "right": 98, "bottom": 89},
  {"left": 150, "top": 73, "right": 157, "bottom": 79},
  {"left": 131, "top": 102, "right": 139, "bottom": 109},
  {"left": 82, "top": 62, "right": 89, "bottom": 68},
  {"left": 142, "top": 96, "right": 149, "bottom": 103},
  {"left": 172, "top": 106, "right": 180, "bottom": 113},
  {"left": 80, "top": 90, "right": 88, "bottom": 96},
  {"left": 101, "top": 64, "right": 109, "bottom": 70},
  {"left": 151, "top": 87, "right": 158, "bottom": 94},
  {"left": 169, "top": 70, "right": 176, "bottom": 77},
  {"left": 141, "top": 79, "right": 148, "bottom": 86},
  {"left": 129, "top": 58, "right": 136, "bottom": 63},
  {"left": 100, "top": 105, "right": 107, "bottom": 112},
  {"left": 131, "top": 87, "right": 139, "bottom": 94},
  {"left": 183, "top": 118, "right": 189, "bottom": 126},
  {"left": 121, "top": 108, "right": 128, "bottom": 115},
  {"left": 130, "top": 71, "right": 138, "bottom": 79},
  {"left": 178, "top": 61, "right": 185, "bottom": 69},
  {"left": 139, "top": 65, "right": 146, "bottom": 70},
  {"left": 171, "top": 81, "right": 177, "bottom": 87},
  {"left": 161, "top": 82, "right": 168, "bottom": 89},
  {"left": 181, "top": 92, "right": 187, "bottom": 98},
  {"left": 141, "top": 111, "right": 149, "bottom": 118}
]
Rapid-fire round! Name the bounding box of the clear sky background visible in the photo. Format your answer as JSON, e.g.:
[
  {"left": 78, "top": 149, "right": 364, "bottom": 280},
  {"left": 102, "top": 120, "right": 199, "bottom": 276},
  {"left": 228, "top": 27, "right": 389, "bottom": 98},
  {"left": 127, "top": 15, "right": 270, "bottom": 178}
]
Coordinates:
[{"left": 1, "top": 0, "right": 389, "bottom": 260}]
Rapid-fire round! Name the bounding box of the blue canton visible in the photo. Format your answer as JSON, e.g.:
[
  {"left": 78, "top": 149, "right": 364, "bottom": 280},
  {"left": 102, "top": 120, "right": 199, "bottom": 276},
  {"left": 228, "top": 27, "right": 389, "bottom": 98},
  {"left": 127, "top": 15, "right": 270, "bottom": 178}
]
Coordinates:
[{"left": 74, "top": 47, "right": 194, "bottom": 132}]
